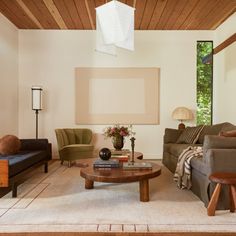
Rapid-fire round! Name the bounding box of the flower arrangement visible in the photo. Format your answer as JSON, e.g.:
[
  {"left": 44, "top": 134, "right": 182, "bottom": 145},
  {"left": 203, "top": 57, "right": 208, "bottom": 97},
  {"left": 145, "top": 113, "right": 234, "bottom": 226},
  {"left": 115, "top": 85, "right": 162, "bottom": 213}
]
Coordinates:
[{"left": 103, "top": 124, "right": 135, "bottom": 138}]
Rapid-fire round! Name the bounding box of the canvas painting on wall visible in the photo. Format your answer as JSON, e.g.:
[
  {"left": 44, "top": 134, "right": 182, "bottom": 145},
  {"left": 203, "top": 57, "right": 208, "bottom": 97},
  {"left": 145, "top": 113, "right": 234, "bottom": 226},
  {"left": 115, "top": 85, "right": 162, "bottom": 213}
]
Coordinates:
[{"left": 75, "top": 67, "right": 160, "bottom": 125}]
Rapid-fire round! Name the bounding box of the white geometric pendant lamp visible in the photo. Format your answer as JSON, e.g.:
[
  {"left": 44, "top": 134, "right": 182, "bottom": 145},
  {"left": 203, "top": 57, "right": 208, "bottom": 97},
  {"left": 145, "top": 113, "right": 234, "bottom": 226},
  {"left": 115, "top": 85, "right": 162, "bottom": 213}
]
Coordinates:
[{"left": 96, "top": 0, "right": 135, "bottom": 56}]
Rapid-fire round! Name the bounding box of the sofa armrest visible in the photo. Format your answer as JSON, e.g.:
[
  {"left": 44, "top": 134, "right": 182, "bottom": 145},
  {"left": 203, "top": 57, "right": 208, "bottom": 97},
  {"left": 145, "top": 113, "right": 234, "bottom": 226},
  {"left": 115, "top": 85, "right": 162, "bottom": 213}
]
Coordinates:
[
  {"left": 20, "top": 139, "right": 52, "bottom": 160},
  {"left": 164, "top": 128, "right": 183, "bottom": 144},
  {"left": 205, "top": 149, "right": 236, "bottom": 173},
  {"left": 20, "top": 139, "right": 48, "bottom": 151},
  {"left": 203, "top": 135, "right": 236, "bottom": 155}
]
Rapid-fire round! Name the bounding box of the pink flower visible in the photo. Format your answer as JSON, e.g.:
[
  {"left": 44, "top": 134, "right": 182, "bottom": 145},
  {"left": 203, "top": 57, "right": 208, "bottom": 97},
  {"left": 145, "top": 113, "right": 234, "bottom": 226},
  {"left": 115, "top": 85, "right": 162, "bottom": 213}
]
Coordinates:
[
  {"left": 120, "top": 131, "right": 126, "bottom": 136},
  {"left": 103, "top": 124, "right": 133, "bottom": 138}
]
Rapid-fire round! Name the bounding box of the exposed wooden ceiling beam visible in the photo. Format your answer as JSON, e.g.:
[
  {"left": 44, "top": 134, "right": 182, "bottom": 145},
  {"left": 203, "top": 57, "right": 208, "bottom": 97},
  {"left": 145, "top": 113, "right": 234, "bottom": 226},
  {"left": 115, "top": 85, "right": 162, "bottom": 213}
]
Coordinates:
[
  {"left": 179, "top": 0, "right": 209, "bottom": 30},
  {"left": 148, "top": 0, "right": 167, "bottom": 30},
  {"left": 140, "top": 0, "right": 157, "bottom": 30},
  {"left": 135, "top": 0, "right": 147, "bottom": 29},
  {"left": 0, "top": 0, "right": 235, "bottom": 30},
  {"left": 212, "top": 1, "right": 236, "bottom": 30},
  {"left": 0, "top": 1, "right": 27, "bottom": 28},
  {"left": 172, "top": 0, "right": 198, "bottom": 30},
  {"left": 156, "top": 0, "right": 178, "bottom": 29},
  {"left": 213, "top": 33, "right": 236, "bottom": 55},
  {"left": 74, "top": 0, "right": 92, "bottom": 29},
  {"left": 16, "top": 0, "right": 43, "bottom": 29},
  {"left": 43, "top": 0, "right": 67, "bottom": 29},
  {"left": 0, "top": 0, "right": 39, "bottom": 29},
  {"left": 21, "top": 0, "right": 60, "bottom": 29},
  {"left": 85, "top": 0, "right": 95, "bottom": 30},
  {"left": 199, "top": 0, "right": 236, "bottom": 30},
  {"left": 163, "top": 0, "right": 188, "bottom": 30}
]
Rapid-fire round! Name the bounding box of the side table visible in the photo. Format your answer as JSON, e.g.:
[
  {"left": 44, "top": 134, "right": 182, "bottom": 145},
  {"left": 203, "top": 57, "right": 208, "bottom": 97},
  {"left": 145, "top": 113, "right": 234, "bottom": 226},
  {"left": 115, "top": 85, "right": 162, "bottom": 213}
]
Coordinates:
[{"left": 207, "top": 172, "right": 236, "bottom": 216}]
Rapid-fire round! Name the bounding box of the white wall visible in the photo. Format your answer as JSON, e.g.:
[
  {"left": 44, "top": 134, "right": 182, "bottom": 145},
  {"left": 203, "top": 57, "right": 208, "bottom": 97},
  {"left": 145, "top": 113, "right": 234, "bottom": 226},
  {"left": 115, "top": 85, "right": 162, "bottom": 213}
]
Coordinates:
[
  {"left": 0, "top": 14, "right": 18, "bottom": 136},
  {"left": 214, "top": 13, "right": 236, "bottom": 124},
  {"left": 18, "top": 30, "right": 213, "bottom": 159}
]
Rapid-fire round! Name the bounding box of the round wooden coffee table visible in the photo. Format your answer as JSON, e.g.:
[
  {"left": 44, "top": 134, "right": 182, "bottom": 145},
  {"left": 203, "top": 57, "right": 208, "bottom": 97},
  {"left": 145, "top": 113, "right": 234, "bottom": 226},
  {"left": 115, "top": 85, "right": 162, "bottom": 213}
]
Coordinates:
[{"left": 80, "top": 153, "right": 161, "bottom": 202}]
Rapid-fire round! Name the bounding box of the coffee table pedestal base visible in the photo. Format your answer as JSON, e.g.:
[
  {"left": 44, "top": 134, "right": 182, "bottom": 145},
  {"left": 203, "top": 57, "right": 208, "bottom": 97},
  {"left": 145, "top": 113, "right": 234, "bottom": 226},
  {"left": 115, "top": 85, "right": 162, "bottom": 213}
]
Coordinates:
[
  {"left": 85, "top": 179, "right": 94, "bottom": 189},
  {"left": 84, "top": 178, "right": 150, "bottom": 202},
  {"left": 139, "top": 179, "right": 149, "bottom": 202}
]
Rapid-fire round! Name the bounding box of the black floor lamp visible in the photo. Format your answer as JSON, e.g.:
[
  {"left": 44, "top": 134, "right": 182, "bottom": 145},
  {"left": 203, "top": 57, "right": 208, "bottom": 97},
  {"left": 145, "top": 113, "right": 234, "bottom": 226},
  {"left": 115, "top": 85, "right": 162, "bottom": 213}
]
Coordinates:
[{"left": 31, "top": 86, "right": 43, "bottom": 139}]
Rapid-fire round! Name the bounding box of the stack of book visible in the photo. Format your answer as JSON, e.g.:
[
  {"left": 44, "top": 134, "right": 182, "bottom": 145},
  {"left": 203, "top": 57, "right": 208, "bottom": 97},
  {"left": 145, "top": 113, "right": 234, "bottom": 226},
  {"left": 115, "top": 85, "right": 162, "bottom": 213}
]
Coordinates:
[
  {"left": 93, "top": 159, "right": 120, "bottom": 168},
  {"left": 111, "top": 154, "right": 129, "bottom": 162},
  {"left": 123, "top": 162, "right": 153, "bottom": 170},
  {"left": 111, "top": 149, "right": 130, "bottom": 162},
  {"left": 111, "top": 149, "right": 130, "bottom": 155}
]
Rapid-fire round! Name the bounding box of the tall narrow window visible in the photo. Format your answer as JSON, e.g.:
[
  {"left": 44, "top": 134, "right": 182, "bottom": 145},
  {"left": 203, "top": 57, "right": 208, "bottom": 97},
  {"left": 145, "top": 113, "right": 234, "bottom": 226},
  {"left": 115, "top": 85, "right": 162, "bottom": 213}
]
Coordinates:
[{"left": 196, "top": 41, "right": 213, "bottom": 125}]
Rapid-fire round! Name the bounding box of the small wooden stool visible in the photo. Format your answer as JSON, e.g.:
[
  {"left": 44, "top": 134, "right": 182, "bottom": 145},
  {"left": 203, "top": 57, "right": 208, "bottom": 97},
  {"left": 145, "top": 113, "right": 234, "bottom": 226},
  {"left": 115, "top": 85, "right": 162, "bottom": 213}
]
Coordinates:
[{"left": 207, "top": 172, "right": 236, "bottom": 216}]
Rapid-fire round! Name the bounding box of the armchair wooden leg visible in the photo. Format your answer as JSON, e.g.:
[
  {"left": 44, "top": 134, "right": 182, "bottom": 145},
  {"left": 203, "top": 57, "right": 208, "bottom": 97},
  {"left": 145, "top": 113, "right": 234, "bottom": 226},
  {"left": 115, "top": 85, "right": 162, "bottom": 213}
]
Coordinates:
[
  {"left": 68, "top": 161, "right": 71, "bottom": 168},
  {"left": 61, "top": 160, "right": 64, "bottom": 165}
]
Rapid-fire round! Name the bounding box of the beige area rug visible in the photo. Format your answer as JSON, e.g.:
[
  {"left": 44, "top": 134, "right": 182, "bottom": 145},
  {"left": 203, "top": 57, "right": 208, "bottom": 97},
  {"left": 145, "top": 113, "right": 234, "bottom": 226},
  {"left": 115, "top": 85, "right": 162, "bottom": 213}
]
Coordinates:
[{"left": 0, "top": 160, "right": 236, "bottom": 234}]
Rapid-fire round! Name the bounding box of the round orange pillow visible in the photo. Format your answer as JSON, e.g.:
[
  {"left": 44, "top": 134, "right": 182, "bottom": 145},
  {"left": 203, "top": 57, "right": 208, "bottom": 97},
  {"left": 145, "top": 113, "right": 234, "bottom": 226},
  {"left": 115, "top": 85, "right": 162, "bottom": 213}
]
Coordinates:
[{"left": 0, "top": 135, "right": 21, "bottom": 155}]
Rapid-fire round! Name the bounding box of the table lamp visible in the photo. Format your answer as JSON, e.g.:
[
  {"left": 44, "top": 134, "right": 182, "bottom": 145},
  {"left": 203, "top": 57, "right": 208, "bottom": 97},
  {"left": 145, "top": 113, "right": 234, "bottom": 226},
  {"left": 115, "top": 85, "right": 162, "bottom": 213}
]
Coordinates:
[{"left": 172, "top": 107, "right": 193, "bottom": 129}]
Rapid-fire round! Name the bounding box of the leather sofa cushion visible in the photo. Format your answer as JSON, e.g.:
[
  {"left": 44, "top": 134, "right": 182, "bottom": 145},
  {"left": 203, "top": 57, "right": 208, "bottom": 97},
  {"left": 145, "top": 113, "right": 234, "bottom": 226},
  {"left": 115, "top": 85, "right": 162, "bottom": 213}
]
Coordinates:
[{"left": 0, "top": 150, "right": 47, "bottom": 177}]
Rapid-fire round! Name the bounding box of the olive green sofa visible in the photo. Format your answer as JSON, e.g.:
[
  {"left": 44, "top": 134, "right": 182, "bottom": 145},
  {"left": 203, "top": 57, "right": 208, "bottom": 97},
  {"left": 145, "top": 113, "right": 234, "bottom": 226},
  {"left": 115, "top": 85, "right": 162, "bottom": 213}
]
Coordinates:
[
  {"left": 162, "top": 122, "right": 236, "bottom": 210},
  {"left": 55, "top": 128, "right": 94, "bottom": 167}
]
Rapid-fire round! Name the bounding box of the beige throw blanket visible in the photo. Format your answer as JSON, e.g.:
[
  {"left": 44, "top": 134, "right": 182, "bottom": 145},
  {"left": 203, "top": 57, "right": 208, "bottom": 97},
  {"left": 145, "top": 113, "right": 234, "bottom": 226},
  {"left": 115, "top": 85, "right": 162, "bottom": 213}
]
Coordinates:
[{"left": 174, "top": 146, "right": 203, "bottom": 189}]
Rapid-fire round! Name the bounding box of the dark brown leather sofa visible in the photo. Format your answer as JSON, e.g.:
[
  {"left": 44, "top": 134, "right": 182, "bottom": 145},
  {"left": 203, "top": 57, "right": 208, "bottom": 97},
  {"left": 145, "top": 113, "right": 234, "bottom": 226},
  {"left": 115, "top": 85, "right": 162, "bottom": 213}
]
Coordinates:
[{"left": 162, "top": 122, "right": 236, "bottom": 209}]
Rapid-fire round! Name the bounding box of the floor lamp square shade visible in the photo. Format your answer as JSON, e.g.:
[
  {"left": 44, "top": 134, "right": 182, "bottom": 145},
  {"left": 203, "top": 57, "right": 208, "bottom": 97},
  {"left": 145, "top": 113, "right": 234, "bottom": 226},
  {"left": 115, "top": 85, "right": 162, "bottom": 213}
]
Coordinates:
[{"left": 31, "top": 86, "right": 43, "bottom": 110}]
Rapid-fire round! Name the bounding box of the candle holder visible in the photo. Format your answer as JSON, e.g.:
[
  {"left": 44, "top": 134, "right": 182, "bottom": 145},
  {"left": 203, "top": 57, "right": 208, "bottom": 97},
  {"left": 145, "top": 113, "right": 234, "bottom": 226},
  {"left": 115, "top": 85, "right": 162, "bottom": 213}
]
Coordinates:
[{"left": 130, "top": 137, "right": 135, "bottom": 165}]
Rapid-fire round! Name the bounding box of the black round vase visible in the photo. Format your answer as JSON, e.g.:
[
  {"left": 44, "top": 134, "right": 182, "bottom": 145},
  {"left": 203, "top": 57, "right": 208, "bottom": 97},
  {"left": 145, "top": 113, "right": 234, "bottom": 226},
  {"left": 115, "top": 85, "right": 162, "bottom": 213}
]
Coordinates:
[
  {"left": 112, "top": 136, "right": 124, "bottom": 150},
  {"left": 99, "top": 148, "right": 111, "bottom": 160}
]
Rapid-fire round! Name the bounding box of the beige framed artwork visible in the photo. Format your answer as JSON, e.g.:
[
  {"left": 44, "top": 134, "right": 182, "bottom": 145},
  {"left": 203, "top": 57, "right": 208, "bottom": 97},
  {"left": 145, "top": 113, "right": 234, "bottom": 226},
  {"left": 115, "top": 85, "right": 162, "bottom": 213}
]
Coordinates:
[{"left": 75, "top": 67, "right": 160, "bottom": 125}]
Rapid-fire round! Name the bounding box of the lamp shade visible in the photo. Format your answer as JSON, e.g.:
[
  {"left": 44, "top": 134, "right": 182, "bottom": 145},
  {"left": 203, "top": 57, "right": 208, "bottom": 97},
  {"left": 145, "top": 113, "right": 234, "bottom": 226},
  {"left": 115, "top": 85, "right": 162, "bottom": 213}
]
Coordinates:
[
  {"left": 96, "top": 0, "right": 134, "bottom": 55},
  {"left": 172, "top": 107, "right": 193, "bottom": 121},
  {"left": 31, "top": 86, "right": 43, "bottom": 110}
]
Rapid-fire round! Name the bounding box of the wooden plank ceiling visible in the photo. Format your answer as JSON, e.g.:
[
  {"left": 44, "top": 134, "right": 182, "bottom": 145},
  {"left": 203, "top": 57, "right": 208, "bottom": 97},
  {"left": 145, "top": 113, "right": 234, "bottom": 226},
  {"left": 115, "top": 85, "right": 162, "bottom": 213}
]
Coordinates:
[{"left": 0, "top": 0, "right": 235, "bottom": 30}]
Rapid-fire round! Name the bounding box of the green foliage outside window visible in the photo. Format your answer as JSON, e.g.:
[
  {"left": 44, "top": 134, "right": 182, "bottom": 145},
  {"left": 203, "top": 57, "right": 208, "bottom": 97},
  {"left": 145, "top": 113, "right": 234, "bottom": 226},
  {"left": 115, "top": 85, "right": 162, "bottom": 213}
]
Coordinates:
[{"left": 197, "top": 41, "right": 213, "bottom": 125}]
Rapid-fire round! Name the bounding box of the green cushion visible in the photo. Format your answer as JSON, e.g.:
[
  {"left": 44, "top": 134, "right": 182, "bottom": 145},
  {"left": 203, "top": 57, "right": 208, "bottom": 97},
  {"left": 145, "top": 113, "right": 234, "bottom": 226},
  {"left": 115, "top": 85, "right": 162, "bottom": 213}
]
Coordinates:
[
  {"left": 64, "top": 129, "right": 76, "bottom": 144},
  {"left": 82, "top": 129, "right": 93, "bottom": 144},
  {"left": 74, "top": 129, "right": 82, "bottom": 144},
  {"left": 55, "top": 129, "right": 69, "bottom": 149}
]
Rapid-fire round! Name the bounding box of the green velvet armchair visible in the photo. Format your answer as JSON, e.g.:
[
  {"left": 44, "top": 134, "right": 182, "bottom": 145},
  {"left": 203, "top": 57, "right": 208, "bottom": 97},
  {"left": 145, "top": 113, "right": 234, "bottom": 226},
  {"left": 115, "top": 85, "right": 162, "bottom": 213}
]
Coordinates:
[{"left": 55, "top": 128, "right": 94, "bottom": 167}]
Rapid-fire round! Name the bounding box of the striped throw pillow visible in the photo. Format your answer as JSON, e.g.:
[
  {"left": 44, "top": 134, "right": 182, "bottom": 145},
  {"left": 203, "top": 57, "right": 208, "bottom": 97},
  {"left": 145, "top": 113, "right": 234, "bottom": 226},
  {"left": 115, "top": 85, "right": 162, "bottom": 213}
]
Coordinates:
[{"left": 176, "top": 125, "right": 204, "bottom": 144}]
